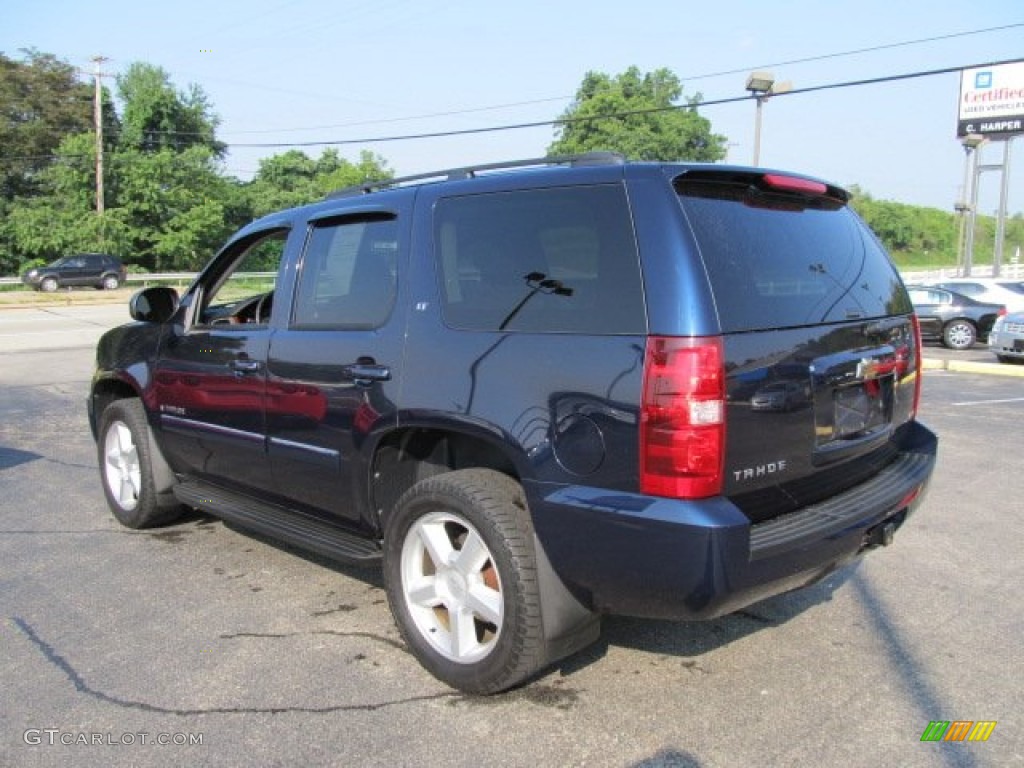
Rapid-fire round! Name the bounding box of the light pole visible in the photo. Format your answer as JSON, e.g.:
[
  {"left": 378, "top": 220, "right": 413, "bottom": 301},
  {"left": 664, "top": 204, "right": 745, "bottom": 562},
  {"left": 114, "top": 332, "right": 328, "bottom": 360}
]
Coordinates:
[
  {"left": 745, "top": 72, "right": 791, "bottom": 166},
  {"left": 956, "top": 133, "right": 985, "bottom": 275}
]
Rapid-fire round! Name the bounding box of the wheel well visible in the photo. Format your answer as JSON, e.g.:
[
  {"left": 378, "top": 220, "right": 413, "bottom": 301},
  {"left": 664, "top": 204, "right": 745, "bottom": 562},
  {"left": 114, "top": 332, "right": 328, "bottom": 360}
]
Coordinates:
[
  {"left": 90, "top": 380, "right": 140, "bottom": 436},
  {"left": 371, "top": 428, "right": 520, "bottom": 530}
]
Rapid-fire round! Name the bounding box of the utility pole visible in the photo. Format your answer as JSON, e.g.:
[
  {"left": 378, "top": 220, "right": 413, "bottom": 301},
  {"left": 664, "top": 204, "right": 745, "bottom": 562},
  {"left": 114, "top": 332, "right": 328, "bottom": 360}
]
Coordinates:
[{"left": 91, "top": 56, "right": 109, "bottom": 215}]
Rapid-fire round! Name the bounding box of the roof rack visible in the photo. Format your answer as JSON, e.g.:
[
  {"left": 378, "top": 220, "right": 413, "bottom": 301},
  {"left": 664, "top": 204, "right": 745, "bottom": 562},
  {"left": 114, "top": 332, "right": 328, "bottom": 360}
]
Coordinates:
[{"left": 325, "top": 151, "right": 626, "bottom": 199}]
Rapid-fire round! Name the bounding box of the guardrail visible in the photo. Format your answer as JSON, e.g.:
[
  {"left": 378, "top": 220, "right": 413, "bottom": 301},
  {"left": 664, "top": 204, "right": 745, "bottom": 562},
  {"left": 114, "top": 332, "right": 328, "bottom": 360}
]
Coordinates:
[
  {"left": 0, "top": 272, "right": 275, "bottom": 287},
  {"left": 2, "top": 266, "right": 1021, "bottom": 287}
]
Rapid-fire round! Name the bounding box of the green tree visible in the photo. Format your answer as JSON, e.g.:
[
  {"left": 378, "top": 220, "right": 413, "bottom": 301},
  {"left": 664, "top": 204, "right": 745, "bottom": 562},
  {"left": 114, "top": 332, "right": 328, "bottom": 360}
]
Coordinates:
[
  {"left": 116, "top": 62, "right": 225, "bottom": 156},
  {"left": 245, "top": 149, "right": 392, "bottom": 217},
  {"left": 548, "top": 67, "right": 726, "bottom": 162},
  {"left": 112, "top": 145, "right": 238, "bottom": 270},
  {"left": 1, "top": 133, "right": 133, "bottom": 271},
  {"left": 0, "top": 49, "right": 117, "bottom": 202}
]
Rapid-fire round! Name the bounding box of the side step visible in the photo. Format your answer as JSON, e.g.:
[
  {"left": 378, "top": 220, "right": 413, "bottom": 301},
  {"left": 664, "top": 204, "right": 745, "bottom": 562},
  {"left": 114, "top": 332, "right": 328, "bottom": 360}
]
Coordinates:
[{"left": 173, "top": 480, "right": 382, "bottom": 565}]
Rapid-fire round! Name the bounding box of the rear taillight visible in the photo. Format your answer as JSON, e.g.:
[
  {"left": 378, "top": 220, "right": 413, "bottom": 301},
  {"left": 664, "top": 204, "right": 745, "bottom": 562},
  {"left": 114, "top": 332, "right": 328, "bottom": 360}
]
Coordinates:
[
  {"left": 640, "top": 336, "right": 725, "bottom": 499},
  {"left": 910, "top": 315, "right": 923, "bottom": 420}
]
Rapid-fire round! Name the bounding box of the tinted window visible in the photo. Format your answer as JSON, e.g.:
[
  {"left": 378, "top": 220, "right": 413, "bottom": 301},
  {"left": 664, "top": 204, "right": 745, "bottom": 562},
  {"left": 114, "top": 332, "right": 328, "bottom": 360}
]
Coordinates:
[
  {"left": 292, "top": 215, "right": 398, "bottom": 330},
  {"left": 938, "top": 282, "right": 983, "bottom": 298},
  {"left": 435, "top": 185, "right": 644, "bottom": 334},
  {"left": 676, "top": 174, "right": 910, "bottom": 333}
]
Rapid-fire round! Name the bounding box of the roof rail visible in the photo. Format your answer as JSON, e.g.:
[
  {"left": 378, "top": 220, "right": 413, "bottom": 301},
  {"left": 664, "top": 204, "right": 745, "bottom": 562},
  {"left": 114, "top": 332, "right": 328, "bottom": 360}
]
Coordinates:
[{"left": 325, "top": 151, "right": 626, "bottom": 199}]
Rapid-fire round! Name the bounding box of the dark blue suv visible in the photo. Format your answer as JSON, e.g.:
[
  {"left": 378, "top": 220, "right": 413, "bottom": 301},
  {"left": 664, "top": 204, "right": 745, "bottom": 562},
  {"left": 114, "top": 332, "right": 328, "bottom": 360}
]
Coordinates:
[{"left": 89, "top": 154, "right": 937, "bottom": 693}]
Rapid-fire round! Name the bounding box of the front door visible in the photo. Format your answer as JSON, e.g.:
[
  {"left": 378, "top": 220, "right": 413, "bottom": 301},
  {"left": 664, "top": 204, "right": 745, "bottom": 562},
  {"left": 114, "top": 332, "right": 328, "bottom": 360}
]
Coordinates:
[{"left": 151, "top": 228, "right": 288, "bottom": 496}]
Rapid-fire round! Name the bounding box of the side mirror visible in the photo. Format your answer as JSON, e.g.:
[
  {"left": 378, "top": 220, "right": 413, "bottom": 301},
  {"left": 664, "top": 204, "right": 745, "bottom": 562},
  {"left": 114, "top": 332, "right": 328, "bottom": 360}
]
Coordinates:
[{"left": 129, "top": 286, "right": 179, "bottom": 323}]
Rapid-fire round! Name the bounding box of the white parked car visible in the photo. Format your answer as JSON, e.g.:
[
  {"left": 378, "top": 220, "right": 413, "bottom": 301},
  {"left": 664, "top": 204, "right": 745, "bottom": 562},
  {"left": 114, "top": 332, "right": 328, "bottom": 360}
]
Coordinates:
[{"left": 988, "top": 310, "right": 1024, "bottom": 363}]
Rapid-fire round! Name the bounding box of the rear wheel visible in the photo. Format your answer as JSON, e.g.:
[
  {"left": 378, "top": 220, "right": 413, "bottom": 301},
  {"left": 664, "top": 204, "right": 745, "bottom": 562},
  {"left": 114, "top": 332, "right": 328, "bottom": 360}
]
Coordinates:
[
  {"left": 942, "top": 320, "right": 976, "bottom": 350},
  {"left": 97, "top": 399, "right": 182, "bottom": 529},
  {"left": 383, "top": 469, "right": 545, "bottom": 694}
]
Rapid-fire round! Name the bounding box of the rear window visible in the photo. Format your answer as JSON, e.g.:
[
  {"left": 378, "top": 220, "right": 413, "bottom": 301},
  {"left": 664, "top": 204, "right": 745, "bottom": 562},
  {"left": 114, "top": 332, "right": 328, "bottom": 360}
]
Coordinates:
[
  {"left": 675, "top": 173, "right": 910, "bottom": 333},
  {"left": 434, "top": 185, "right": 645, "bottom": 334},
  {"left": 997, "top": 282, "right": 1024, "bottom": 295}
]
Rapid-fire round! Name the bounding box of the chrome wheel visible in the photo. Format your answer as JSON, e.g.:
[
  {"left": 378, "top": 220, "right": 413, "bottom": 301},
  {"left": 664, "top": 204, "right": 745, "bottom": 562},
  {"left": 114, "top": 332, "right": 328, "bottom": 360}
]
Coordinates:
[
  {"left": 102, "top": 275, "right": 119, "bottom": 290},
  {"left": 400, "top": 511, "right": 503, "bottom": 664},
  {"left": 103, "top": 419, "right": 141, "bottom": 512},
  {"left": 943, "top": 320, "right": 976, "bottom": 350}
]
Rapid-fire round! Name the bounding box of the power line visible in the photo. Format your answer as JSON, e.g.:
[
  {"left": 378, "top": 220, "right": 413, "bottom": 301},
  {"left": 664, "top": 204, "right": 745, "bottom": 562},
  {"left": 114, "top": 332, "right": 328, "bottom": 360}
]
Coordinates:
[
  {"left": 223, "top": 57, "right": 1022, "bottom": 149},
  {"left": 212, "top": 20, "right": 1024, "bottom": 137},
  {"left": 51, "top": 20, "right": 1021, "bottom": 141},
  {"left": 2, "top": 55, "right": 1021, "bottom": 166}
]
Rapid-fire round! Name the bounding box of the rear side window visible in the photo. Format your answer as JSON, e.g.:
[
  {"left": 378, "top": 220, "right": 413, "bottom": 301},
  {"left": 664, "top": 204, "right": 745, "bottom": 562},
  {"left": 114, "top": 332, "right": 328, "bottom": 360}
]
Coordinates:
[
  {"left": 292, "top": 214, "right": 399, "bottom": 330},
  {"left": 435, "top": 185, "right": 645, "bottom": 334},
  {"left": 676, "top": 173, "right": 910, "bottom": 333}
]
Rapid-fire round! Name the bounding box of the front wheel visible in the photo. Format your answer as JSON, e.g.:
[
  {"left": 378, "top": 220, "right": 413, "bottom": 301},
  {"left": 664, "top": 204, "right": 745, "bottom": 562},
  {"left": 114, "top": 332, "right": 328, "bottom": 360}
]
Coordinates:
[
  {"left": 101, "top": 275, "right": 120, "bottom": 290},
  {"left": 383, "top": 469, "right": 545, "bottom": 694},
  {"left": 40, "top": 276, "right": 58, "bottom": 292},
  {"left": 97, "top": 399, "right": 182, "bottom": 529},
  {"left": 942, "top": 320, "right": 976, "bottom": 350}
]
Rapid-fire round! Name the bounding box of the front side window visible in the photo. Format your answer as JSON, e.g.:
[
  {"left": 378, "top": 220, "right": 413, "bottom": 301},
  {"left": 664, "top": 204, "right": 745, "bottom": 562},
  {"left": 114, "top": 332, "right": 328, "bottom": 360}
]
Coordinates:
[
  {"left": 196, "top": 230, "right": 287, "bottom": 327},
  {"left": 434, "top": 185, "right": 644, "bottom": 334},
  {"left": 291, "top": 214, "right": 399, "bottom": 330}
]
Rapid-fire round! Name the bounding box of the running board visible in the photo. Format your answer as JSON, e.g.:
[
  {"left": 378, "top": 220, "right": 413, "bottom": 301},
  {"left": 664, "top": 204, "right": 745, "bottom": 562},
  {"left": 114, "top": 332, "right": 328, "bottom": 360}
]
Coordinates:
[{"left": 173, "top": 480, "right": 382, "bottom": 565}]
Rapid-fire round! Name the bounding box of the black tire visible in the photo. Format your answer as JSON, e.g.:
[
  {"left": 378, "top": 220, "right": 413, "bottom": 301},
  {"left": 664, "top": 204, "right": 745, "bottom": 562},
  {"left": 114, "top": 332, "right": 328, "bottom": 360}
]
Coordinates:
[
  {"left": 383, "top": 468, "right": 545, "bottom": 694},
  {"left": 40, "top": 276, "right": 58, "bottom": 293},
  {"left": 97, "top": 399, "right": 182, "bottom": 529},
  {"left": 101, "top": 274, "right": 120, "bottom": 290},
  {"left": 942, "top": 319, "right": 976, "bottom": 350}
]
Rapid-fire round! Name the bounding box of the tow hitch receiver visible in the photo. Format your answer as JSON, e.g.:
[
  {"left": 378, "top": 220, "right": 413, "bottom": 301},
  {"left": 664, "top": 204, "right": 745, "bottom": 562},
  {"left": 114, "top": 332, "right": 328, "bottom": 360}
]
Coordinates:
[{"left": 864, "top": 520, "right": 897, "bottom": 550}]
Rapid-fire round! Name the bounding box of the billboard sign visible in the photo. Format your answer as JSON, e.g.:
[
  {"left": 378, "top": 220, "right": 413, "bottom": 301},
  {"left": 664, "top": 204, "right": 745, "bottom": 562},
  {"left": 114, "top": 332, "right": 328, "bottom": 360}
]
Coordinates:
[{"left": 958, "top": 60, "right": 1024, "bottom": 138}]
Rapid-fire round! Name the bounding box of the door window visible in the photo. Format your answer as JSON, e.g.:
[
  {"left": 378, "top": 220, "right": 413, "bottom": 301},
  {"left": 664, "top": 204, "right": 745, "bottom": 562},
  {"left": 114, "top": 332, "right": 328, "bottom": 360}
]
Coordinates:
[
  {"left": 196, "top": 230, "right": 288, "bottom": 327},
  {"left": 291, "top": 215, "right": 399, "bottom": 330},
  {"left": 434, "top": 185, "right": 644, "bottom": 334}
]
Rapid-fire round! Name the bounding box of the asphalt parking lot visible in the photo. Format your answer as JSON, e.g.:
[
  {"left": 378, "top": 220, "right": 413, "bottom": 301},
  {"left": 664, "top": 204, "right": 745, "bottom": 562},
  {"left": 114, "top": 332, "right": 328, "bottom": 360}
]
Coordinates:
[{"left": 1, "top": 306, "right": 1021, "bottom": 767}]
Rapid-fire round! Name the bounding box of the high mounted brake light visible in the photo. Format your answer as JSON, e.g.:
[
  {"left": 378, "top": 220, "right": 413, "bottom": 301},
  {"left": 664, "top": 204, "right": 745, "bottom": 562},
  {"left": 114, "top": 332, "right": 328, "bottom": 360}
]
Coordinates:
[
  {"left": 640, "top": 336, "right": 726, "bottom": 499},
  {"left": 761, "top": 174, "right": 828, "bottom": 196}
]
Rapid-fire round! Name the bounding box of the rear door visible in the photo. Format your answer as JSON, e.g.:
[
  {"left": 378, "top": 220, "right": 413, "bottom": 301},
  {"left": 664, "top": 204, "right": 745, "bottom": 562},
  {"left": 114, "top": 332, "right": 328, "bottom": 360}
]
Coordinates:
[
  {"left": 61, "top": 256, "right": 92, "bottom": 286},
  {"left": 907, "top": 287, "right": 947, "bottom": 337},
  {"left": 674, "top": 170, "right": 918, "bottom": 523},
  {"left": 265, "top": 204, "right": 409, "bottom": 526}
]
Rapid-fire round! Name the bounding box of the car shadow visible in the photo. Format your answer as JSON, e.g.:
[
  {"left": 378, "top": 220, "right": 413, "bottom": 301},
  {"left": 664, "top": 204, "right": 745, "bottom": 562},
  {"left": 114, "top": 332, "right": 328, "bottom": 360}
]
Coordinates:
[
  {"left": 148, "top": 513, "right": 856, "bottom": 679},
  {"left": 555, "top": 562, "right": 859, "bottom": 677}
]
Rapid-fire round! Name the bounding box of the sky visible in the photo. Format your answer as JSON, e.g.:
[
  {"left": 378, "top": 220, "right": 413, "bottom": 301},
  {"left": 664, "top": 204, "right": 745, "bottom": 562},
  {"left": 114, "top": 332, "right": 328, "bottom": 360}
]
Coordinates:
[{"left": 3, "top": 0, "right": 1023, "bottom": 214}]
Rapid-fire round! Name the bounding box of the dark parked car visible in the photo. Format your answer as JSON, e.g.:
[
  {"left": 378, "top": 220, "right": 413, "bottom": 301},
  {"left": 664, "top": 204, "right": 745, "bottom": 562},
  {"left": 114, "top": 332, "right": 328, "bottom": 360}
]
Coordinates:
[
  {"left": 923, "top": 278, "right": 1024, "bottom": 312},
  {"left": 906, "top": 285, "right": 1005, "bottom": 349},
  {"left": 88, "top": 154, "right": 937, "bottom": 693},
  {"left": 22, "top": 253, "right": 126, "bottom": 292}
]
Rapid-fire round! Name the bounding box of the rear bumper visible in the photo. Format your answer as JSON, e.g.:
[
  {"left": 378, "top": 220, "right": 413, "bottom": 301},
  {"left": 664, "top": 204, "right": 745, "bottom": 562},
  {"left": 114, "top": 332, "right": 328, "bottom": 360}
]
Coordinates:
[{"left": 527, "top": 420, "right": 937, "bottom": 620}]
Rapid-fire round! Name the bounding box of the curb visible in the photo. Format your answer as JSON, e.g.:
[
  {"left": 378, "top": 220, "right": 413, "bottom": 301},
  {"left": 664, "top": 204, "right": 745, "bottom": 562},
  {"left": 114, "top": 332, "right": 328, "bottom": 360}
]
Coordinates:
[{"left": 922, "top": 357, "right": 1024, "bottom": 377}]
